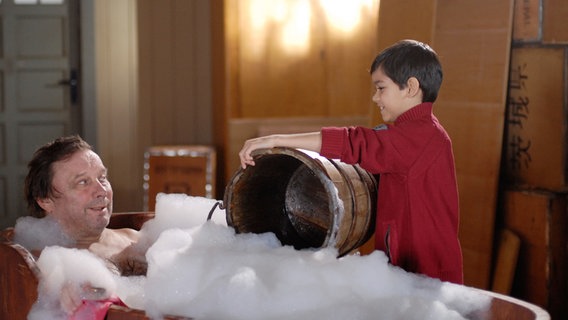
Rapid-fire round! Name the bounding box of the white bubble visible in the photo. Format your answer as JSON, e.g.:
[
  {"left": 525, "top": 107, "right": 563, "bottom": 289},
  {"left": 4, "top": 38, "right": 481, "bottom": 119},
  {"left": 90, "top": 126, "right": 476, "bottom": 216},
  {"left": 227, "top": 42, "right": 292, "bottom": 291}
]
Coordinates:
[{"left": 28, "top": 194, "right": 490, "bottom": 319}]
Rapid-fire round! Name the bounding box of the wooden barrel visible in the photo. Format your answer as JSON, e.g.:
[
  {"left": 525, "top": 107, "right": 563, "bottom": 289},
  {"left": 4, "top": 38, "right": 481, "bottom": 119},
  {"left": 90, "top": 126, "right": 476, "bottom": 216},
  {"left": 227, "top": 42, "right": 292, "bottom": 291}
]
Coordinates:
[{"left": 224, "top": 147, "right": 378, "bottom": 257}]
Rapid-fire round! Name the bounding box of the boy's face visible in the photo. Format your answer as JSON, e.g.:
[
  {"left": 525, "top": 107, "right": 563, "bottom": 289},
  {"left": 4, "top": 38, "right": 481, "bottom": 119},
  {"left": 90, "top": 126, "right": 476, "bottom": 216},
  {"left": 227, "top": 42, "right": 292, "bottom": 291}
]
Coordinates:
[{"left": 371, "top": 67, "right": 416, "bottom": 123}]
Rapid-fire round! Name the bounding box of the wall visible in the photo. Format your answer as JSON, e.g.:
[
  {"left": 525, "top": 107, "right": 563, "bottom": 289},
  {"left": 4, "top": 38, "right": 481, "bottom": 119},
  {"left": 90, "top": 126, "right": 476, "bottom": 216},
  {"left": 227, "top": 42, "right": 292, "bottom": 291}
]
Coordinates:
[
  {"left": 137, "top": 0, "right": 214, "bottom": 205},
  {"left": 91, "top": 0, "right": 214, "bottom": 212},
  {"left": 220, "top": 0, "right": 380, "bottom": 178},
  {"left": 137, "top": 0, "right": 213, "bottom": 147},
  {"left": 93, "top": 0, "right": 140, "bottom": 212}
]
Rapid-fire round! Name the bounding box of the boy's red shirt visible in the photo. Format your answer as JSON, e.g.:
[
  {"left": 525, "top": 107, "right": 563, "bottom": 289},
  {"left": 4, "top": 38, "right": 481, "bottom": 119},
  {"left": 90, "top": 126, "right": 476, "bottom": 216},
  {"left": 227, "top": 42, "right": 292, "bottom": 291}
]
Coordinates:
[{"left": 320, "top": 102, "right": 463, "bottom": 284}]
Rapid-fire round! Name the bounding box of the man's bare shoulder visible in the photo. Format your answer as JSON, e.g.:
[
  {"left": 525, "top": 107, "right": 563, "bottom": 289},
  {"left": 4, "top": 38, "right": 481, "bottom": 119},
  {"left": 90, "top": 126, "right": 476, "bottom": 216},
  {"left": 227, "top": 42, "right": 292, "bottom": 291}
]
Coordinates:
[
  {"left": 92, "top": 228, "right": 147, "bottom": 276},
  {"left": 107, "top": 227, "right": 140, "bottom": 241},
  {"left": 102, "top": 227, "right": 139, "bottom": 241},
  {"left": 92, "top": 228, "right": 139, "bottom": 256}
]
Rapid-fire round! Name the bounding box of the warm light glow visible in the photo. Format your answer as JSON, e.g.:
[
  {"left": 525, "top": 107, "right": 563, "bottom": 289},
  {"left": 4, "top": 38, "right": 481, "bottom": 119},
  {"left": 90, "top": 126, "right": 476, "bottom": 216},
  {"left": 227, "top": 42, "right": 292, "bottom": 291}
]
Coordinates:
[
  {"left": 247, "top": 0, "right": 270, "bottom": 57},
  {"left": 243, "top": 0, "right": 378, "bottom": 57},
  {"left": 281, "top": 0, "right": 311, "bottom": 55},
  {"left": 320, "top": 0, "right": 376, "bottom": 34},
  {"left": 14, "top": 0, "right": 64, "bottom": 4},
  {"left": 271, "top": 0, "right": 289, "bottom": 23}
]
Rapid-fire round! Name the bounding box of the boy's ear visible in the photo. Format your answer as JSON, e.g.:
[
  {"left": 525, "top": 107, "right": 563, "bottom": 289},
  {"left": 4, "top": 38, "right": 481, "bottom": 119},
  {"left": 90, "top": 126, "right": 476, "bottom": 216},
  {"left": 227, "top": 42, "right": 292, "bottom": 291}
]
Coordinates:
[{"left": 406, "top": 77, "right": 421, "bottom": 98}]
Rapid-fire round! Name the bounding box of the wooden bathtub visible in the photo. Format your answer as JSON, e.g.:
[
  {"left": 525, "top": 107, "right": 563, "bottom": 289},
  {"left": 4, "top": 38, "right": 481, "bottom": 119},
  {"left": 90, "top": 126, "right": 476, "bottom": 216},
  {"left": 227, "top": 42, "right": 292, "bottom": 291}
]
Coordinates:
[{"left": 1, "top": 212, "right": 550, "bottom": 320}]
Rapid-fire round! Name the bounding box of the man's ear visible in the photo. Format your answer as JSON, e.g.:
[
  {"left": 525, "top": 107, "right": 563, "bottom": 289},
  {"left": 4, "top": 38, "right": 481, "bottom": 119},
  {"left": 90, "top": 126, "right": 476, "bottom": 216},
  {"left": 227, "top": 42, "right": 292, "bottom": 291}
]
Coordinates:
[
  {"left": 37, "top": 197, "right": 54, "bottom": 214},
  {"left": 406, "top": 77, "right": 421, "bottom": 98}
]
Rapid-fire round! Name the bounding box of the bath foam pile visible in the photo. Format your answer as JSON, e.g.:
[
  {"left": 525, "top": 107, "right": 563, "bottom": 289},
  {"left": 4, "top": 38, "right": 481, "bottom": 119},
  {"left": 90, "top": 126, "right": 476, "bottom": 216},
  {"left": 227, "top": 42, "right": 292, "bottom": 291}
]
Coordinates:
[{"left": 30, "top": 193, "right": 490, "bottom": 319}]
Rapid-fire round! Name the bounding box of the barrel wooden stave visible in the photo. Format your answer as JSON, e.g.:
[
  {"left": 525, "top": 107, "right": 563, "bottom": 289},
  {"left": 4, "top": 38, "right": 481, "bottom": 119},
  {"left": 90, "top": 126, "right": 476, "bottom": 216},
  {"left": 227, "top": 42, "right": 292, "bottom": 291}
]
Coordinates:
[{"left": 225, "top": 147, "right": 377, "bottom": 256}]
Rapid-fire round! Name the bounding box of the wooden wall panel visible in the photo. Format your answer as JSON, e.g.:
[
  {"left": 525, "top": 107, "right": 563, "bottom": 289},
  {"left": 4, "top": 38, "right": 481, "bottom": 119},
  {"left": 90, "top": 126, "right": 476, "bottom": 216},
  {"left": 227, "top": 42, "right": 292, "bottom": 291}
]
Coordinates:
[
  {"left": 95, "top": 0, "right": 140, "bottom": 212},
  {"left": 433, "top": 0, "right": 514, "bottom": 288},
  {"left": 223, "top": 0, "right": 379, "bottom": 184},
  {"left": 237, "top": 0, "right": 328, "bottom": 118},
  {"left": 325, "top": 7, "right": 379, "bottom": 117},
  {"left": 148, "top": 1, "right": 176, "bottom": 142},
  {"left": 226, "top": 116, "right": 370, "bottom": 177},
  {"left": 210, "top": 0, "right": 229, "bottom": 198},
  {"left": 376, "top": 0, "right": 436, "bottom": 48},
  {"left": 372, "top": 0, "right": 436, "bottom": 122},
  {"left": 95, "top": 0, "right": 216, "bottom": 210},
  {"left": 138, "top": 0, "right": 213, "bottom": 146},
  {"left": 234, "top": 0, "right": 378, "bottom": 119}
]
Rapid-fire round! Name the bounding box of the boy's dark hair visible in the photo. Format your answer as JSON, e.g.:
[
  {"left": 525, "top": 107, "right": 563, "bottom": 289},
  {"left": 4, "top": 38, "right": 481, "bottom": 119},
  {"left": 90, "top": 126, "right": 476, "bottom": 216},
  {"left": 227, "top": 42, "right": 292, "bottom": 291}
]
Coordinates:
[
  {"left": 370, "top": 39, "right": 442, "bottom": 102},
  {"left": 24, "top": 135, "right": 93, "bottom": 217}
]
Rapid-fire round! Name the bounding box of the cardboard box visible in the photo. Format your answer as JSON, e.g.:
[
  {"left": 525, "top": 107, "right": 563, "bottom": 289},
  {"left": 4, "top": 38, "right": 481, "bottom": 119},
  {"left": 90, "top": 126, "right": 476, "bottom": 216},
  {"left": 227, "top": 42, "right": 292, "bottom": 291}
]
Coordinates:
[
  {"left": 144, "top": 146, "right": 216, "bottom": 211},
  {"left": 542, "top": 0, "right": 568, "bottom": 43},
  {"left": 513, "top": 0, "right": 542, "bottom": 42},
  {"left": 504, "top": 47, "right": 567, "bottom": 191},
  {"left": 502, "top": 188, "right": 567, "bottom": 319},
  {"left": 513, "top": 0, "right": 568, "bottom": 44},
  {"left": 433, "top": 0, "right": 514, "bottom": 289}
]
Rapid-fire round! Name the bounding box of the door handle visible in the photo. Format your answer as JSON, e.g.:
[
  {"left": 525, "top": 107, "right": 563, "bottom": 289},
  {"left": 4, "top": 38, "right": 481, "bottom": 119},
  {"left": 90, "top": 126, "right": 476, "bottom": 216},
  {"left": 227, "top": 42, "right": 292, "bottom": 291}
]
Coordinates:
[{"left": 58, "top": 69, "right": 79, "bottom": 105}]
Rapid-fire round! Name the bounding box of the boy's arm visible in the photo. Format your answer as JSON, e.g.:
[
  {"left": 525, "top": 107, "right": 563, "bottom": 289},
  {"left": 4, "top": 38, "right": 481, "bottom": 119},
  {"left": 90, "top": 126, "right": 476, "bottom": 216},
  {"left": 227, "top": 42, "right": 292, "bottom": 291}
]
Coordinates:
[{"left": 239, "top": 132, "right": 322, "bottom": 169}]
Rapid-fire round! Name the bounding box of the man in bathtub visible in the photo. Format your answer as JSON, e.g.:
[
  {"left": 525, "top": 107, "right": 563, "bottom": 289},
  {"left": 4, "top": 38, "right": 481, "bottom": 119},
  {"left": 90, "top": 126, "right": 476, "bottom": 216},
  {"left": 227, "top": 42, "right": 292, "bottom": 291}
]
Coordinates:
[{"left": 13, "top": 135, "right": 146, "bottom": 316}]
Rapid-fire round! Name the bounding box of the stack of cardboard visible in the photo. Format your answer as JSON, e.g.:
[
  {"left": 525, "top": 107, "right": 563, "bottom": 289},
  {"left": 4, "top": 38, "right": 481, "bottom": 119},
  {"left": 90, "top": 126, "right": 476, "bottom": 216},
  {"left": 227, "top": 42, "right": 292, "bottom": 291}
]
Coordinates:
[{"left": 500, "top": 0, "right": 568, "bottom": 318}]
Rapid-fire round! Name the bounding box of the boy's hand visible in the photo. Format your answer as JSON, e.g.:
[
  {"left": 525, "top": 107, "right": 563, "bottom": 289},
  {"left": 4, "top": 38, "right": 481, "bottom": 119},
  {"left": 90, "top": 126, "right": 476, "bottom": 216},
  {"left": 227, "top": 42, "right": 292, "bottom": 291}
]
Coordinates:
[
  {"left": 238, "top": 132, "right": 322, "bottom": 169},
  {"left": 238, "top": 136, "right": 276, "bottom": 169}
]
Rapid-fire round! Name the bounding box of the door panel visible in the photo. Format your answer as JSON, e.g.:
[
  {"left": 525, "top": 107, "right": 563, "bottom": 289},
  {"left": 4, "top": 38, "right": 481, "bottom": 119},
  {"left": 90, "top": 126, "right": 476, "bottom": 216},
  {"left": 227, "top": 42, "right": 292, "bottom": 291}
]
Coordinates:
[
  {"left": 18, "top": 70, "right": 67, "bottom": 110},
  {"left": 0, "top": 0, "right": 80, "bottom": 228}
]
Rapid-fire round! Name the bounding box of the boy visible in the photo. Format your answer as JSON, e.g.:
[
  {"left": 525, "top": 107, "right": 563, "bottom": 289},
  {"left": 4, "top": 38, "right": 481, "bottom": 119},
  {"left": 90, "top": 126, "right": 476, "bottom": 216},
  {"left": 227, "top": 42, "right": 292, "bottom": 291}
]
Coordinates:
[{"left": 239, "top": 39, "right": 463, "bottom": 284}]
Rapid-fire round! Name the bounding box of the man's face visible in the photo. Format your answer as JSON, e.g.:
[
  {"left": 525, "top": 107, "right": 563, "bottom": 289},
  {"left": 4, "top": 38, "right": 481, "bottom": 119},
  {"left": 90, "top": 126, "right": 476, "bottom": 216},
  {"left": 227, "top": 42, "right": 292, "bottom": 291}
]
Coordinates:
[{"left": 39, "top": 149, "right": 113, "bottom": 239}]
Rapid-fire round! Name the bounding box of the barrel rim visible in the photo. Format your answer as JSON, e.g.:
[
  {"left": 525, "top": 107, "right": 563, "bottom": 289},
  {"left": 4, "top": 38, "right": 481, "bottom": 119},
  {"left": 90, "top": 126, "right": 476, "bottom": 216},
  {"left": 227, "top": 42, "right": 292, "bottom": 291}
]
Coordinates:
[
  {"left": 225, "top": 147, "right": 344, "bottom": 246},
  {"left": 224, "top": 147, "right": 377, "bottom": 257}
]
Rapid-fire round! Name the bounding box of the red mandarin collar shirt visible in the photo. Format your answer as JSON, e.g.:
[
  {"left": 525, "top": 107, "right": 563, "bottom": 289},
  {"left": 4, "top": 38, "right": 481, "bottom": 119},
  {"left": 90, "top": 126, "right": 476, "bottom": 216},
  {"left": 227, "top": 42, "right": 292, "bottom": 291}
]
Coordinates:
[{"left": 320, "top": 102, "right": 463, "bottom": 284}]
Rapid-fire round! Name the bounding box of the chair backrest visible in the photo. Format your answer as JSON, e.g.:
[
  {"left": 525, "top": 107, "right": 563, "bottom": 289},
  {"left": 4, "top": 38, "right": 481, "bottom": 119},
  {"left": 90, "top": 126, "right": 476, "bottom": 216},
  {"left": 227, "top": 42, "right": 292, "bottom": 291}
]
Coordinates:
[{"left": 0, "top": 212, "right": 154, "bottom": 320}]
